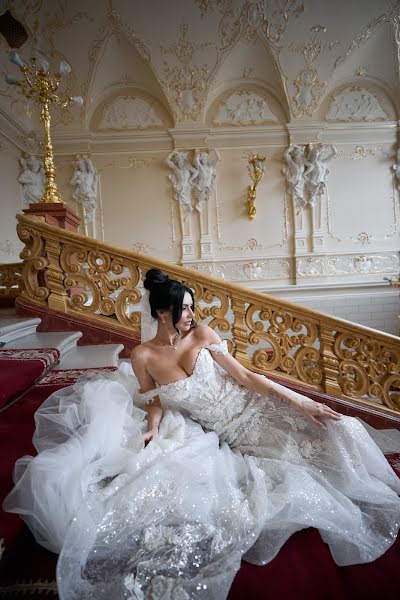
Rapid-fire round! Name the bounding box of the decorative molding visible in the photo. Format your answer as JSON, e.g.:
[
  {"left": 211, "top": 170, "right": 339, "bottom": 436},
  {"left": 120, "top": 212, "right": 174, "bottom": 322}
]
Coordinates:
[
  {"left": 213, "top": 91, "right": 279, "bottom": 126},
  {"left": 325, "top": 87, "right": 389, "bottom": 122},
  {"left": 98, "top": 156, "right": 154, "bottom": 172},
  {"left": 296, "top": 253, "right": 399, "bottom": 278},
  {"left": 99, "top": 96, "right": 164, "bottom": 130},
  {"left": 184, "top": 252, "right": 399, "bottom": 283},
  {"left": 160, "top": 23, "right": 211, "bottom": 121},
  {"left": 131, "top": 242, "right": 151, "bottom": 255},
  {"left": 334, "top": 12, "right": 391, "bottom": 71},
  {"left": 289, "top": 25, "right": 339, "bottom": 117},
  {"left": 335, "top": 144, "right": 388, "bottom": 160},
  {"left": 184, "top": 257, "right": 291, "bottom": 282},
  {"left": 0, "top": 240, "right": 13, "bottom": 256},
  {"left": 216, "top": 190, "right": 289, "bottom": 253}
]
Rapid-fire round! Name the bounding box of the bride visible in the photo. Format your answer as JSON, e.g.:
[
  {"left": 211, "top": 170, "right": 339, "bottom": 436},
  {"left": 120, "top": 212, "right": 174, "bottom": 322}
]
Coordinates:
[{"left": 3, "top": 269, "right": 400, "bottom": 600}]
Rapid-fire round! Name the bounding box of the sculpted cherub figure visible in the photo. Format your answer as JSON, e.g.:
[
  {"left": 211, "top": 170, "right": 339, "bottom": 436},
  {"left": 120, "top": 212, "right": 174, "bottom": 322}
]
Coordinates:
[
  {"left": 18, "top": 153, "right": 45, "bottom": 204},
  {"left": 192, "top": 149, "right": 221, "bottom": 212},
  {"left": 165, "top": 151, "right": 198, "bottom": 219},
  {"left": 70, "top": 155, "right": 98, "bottom": 223}
]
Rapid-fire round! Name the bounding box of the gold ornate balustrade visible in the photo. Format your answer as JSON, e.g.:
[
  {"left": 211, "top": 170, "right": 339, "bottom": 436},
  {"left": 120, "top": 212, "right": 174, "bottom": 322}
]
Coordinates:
[
  {"left": 16, "top": 213, "right": 400, "bottom": 413},
  {"left": 0, "top": 262, "right": 24, "bottom": 300}
]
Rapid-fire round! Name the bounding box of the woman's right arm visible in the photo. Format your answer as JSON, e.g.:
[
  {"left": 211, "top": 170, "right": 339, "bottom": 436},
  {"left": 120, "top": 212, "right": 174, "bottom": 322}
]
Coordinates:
[{"left": 131, "top": 345, "right": 162, "bottom": 444}]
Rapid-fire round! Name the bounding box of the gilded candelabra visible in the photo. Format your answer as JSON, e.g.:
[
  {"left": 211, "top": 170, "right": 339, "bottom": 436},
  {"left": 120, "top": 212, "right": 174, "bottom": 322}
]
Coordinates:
[
  {"left": 246, "top": 153, "right": 266, "bottom": 220},
  {"left": 5, "top": 51, "right": 82, "bottom": 204}
]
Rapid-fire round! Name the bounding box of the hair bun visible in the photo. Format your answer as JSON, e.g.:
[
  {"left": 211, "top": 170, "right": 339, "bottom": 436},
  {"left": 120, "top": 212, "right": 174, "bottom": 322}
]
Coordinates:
[{"left": 144, "top": 269, "right": 170, "bottom": 292}]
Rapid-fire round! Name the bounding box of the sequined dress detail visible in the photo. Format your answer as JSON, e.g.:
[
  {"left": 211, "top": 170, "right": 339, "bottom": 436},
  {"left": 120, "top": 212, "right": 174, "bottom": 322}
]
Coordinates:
[{"left": 3, "top": 341, "right": 400, "bottom": 600}]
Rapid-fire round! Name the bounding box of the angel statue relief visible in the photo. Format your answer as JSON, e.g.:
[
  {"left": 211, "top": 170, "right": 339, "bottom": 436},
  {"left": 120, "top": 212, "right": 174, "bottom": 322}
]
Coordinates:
[
  {"left": 305, "top": 143, "right": 337, "bottom": 207},
  {"left": 165, "top": 151, "right": 198, "bottom": 220},
  {"left": 70, "top": 155, "right": 98, "bottom": 224},
  {"left": 17, "top": 153, "right": 45, "bottom": 204},
  {"left": 283, "top": 145, "right": 312, "bottom": 209},
  {"left": 283, "top": 144, "right": 336, "bottom": 209},
  {"left": 192, "top": 149, "right": 221, "bottom": 213}
]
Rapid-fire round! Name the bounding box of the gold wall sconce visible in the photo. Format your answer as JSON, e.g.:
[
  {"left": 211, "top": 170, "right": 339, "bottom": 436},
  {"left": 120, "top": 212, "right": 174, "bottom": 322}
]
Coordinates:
[{"left": 246, "top": 153, "right": 266, "bottom": 220}]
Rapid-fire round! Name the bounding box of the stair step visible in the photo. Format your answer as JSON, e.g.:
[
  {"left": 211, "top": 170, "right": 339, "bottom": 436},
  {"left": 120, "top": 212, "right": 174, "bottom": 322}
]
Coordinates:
[
  {"left": 0, "top": 317, "right": 41, "bottom": 346},
  {"left": 53, "top": 344, "right": 124, "bottom": 369},
  {"left": 3, "top": 331, "right": 82, "bottom": 357}
]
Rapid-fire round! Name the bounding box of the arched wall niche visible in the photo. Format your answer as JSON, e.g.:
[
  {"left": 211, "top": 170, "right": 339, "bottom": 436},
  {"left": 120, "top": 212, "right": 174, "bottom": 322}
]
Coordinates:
[
  {"left": 205, "top": 82, "right": 288, "bottom": 127},
  {"left": 89, "top": 86, "right": 174, "bottom": 132},
  {"left": 203, "top": 32, "right": 289, "bottom": 125},
  {"left": 319, "top": 80, "right": 398, "bottom": 123},
  {"left": 83, "top": 28, "right": 174, "bottom": 130}
]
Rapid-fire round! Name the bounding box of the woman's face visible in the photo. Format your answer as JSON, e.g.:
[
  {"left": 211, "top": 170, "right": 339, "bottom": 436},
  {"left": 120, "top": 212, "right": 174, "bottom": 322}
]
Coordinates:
[{"left": 175, "top": 291, "right": 194, "bottom": 332}]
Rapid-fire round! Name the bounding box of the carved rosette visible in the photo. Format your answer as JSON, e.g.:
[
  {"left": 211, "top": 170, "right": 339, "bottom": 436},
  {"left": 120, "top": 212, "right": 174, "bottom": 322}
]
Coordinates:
[{"left": 334, "top": 333, "right": 400, "bottom": 410}]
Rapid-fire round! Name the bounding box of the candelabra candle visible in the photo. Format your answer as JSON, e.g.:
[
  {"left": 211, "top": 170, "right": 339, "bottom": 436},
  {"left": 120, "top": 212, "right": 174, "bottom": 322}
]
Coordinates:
[{"left": 5, "top": 52, "right": 83, "bottom": 204}]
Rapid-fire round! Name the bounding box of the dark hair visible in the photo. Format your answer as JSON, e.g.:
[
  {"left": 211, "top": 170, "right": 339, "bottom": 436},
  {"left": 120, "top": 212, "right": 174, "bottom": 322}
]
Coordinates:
[{"left": 143, "top": 269, "right": 195, "bottom": 329}]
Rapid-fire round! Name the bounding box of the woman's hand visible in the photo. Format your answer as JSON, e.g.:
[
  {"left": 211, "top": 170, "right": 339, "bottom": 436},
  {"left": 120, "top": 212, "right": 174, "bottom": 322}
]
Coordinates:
[
  {"left": 297, "top": 397, "right": 342, "bottom": 429},
  {"left": 143, "top": 428, "right": 159, "bottom": 445}
]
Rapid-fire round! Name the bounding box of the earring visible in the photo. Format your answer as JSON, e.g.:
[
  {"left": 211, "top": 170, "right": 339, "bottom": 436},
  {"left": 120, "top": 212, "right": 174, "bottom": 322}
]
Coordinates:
[{"left": 161, "top": 316, "right": 166, "bottom": 324}]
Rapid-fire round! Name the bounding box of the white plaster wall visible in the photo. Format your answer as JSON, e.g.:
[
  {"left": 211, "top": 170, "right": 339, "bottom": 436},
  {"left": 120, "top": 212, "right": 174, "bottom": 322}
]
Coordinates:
[
  {"left": 0, "top": 0, "right": 399, "bottom": 336},
  {"left": 268, "top": 286, "right": 400, "bottom": 336},
  {"left": 0, "top": 141, "right": 24, "bottom": 263}
]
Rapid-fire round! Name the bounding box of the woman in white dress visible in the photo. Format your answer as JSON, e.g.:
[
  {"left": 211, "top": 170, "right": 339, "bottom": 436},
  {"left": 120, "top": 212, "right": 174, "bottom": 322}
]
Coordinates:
[{"left": 3, "top": 269, "right": 400, "bottom": 600}]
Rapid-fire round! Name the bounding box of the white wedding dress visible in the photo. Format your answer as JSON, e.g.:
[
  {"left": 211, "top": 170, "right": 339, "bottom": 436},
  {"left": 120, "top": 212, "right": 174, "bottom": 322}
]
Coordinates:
[{"left": 3, "top": 341, "right": 400, "bottom": 600}]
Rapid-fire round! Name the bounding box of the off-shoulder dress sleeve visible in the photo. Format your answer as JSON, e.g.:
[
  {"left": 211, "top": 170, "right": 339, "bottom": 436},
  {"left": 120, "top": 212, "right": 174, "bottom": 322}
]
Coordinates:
[
  {"left": 204, "top": 340, "right": 229, "bottom": 355},
  {"left": 135, "top": 387, "right": 160, "bottom": 406}
]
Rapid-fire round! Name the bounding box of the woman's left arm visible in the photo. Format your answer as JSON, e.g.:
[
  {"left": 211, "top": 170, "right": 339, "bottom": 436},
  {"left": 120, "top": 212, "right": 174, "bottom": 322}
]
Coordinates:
[{"left": 198, "top": 325, "right": 341, "bottom": 429}]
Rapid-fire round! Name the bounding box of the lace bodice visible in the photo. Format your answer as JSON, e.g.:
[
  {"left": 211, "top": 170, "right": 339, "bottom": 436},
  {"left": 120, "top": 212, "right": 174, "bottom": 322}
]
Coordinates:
[{"left": 137, "top": 342, "right": 251, "bottom": 440}]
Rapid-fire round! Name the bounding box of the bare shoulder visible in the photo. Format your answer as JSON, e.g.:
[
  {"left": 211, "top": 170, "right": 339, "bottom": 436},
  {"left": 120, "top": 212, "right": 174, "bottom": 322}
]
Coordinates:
[
  {"left": 191, "top": 323, "right": 222, "bottom": 345},
  {"left": 130, "top": 342, "right": 153, "bottom": 366}
]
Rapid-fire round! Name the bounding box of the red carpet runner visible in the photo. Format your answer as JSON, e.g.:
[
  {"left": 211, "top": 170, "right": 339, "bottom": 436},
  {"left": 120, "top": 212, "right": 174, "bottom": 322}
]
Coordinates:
[{"left": 0, "top": 348, "right": 60, "bottom": 409}]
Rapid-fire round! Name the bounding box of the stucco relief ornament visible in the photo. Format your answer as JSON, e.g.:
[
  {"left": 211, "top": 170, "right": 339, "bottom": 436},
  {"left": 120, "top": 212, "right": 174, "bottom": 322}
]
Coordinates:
[
  {"left": 326, "top": 88, "right": 388, "bottom": 122},
  {"left": 17, "top": 153, "right": 45, "bottom": 204},
  {"left": 165, "top": 151, "right": 198, "bottom": 220},
  {"left": 214, "top": 92, "right": 278, "bottom": 126},
  {"left": 161, "top": 24, "right": 210, "bottom": 121},
  {"left": 305, "top": 144, "right": 337, "bottom": 207},
  {"left": 293, "top": 67, "right": 326, "bottom": 117},
  {"left": 192, "top": 149, "right": 220, "bottom": 213},
  {"left": 283, "top": 145, "right": 311, "bottom": 209},
  {"left": 99, "top": 97, "right": 163, "bottom": 130},
  {"left": 70, "top": 155, "right": 98, "bottom": 224},
  {"left": 283, "top": 144, "right": 336, "bottom": 209}
]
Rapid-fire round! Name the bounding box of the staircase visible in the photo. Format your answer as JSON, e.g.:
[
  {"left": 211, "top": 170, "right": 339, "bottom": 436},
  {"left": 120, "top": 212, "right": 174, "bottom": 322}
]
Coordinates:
[
  {"left": 0, "top": 308, "right": 124, "bottom": 413},
  {"left": 0, "top": 307, "right": 127, "bottom": 587}
]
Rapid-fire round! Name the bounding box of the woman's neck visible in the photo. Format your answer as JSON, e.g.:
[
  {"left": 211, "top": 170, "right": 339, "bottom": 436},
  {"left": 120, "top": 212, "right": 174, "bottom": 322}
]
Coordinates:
[{"left": 155, "top": 325, "right": 181, "bottom": 348}]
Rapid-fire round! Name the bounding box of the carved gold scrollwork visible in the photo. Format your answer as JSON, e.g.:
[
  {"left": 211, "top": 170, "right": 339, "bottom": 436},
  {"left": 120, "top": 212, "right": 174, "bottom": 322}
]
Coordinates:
[
  {"left": 197, "top": 286, "right": 230, "bottom": 335},
  {"left": 246, "top": 304, "right": 322, "bottom": 382},
  {"left": 334, "top": 333, "right": 400, "bottom": 409},
  {"left": 17, "top": 223, "right": 49, "bottom": 303},
  {"left": 295, "top": 346, "right": 322, "bottom": 384},
  {"left": 61, "top": 244, "right": 141, "bottom": 323}
]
